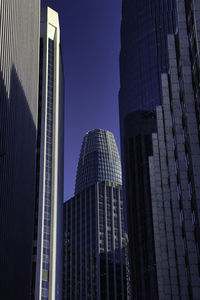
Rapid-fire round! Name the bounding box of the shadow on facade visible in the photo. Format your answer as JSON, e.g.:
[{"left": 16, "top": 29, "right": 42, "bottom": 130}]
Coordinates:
[
  {"left": 99, "top": 247, "right": 129, "bottom": 300},
  {"left": 64, "top": 242, "right": 129, "bottom": 299},
  {"left": 0, "top": 66, "right": 37, "bottom": 299},
  {"left": 124, "top": 110, "right": 158, "bottom": 300}
]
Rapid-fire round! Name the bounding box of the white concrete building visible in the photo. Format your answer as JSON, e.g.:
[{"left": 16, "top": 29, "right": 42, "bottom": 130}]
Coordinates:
[{"left": 33, "top": 7, "right": 64, "bottom": 300}]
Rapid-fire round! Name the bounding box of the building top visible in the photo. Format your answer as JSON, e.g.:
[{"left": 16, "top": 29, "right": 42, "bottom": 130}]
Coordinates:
[
  {"left": 75, "top": 129, "right": 122, "bottom": 194},
  {"left": 119, "top": 0, "right": 177, "bottom": 125}
]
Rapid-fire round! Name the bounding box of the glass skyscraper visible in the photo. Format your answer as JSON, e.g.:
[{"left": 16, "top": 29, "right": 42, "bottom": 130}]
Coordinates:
[
  {"left": 119, "top": 0, "right": 177, "bottom": 119},
  {"left": 119, "top": 0, "right": 200, "bottom": 299},
  {"left": 63, "top": 129, "right": 130, "bottom": 299},
  {"left": 75, "top": 129, "right": 122, "bottom": 194},
  {"left": 119, "top": 0, "right": 177, "bottom": 299}
]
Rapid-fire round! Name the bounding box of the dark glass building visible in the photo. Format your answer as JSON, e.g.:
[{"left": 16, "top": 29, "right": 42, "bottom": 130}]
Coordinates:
[
  {"left": 119, "top": 0, "right": 200, "bottom": 299},
  {"left": 0, "top": 1, "right": 40, "bottom": 299},
  {"left": 119, "top": 0, "right": 177, "bottom": 299},
  {"left": 63, "top": 129, "right": 130, "bottom": 299},
  {"left": 119, "top": 0, "right": 177, "bottom": 118}
]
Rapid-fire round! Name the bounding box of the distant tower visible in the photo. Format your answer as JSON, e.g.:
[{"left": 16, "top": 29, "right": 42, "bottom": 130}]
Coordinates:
[
  {"left": 63, "top": 129, "right": 129, "bottom": 299},
  {"left": 32, "top": 7, "right": 64, "bottom": 300},
  {"left": 75, "top": 129, "right": 122, "bottom": 193}
]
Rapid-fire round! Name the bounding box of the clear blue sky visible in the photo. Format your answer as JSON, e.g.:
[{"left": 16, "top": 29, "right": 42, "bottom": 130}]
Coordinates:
[{"left": 42, "top": 0, "right": 122, "bottom": 200}]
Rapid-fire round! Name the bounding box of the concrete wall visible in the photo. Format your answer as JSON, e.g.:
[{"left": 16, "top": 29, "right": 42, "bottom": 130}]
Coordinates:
[{"left": 0, "top": 0, "right": 40, "bottom": 299}]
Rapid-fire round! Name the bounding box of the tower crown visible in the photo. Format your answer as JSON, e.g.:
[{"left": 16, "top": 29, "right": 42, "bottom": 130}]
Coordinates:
[{"left": 75, "top": 129, "right": 122, "bottom": 194}]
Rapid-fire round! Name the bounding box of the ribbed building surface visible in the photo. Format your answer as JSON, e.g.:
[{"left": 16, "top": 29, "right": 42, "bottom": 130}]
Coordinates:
[
  {"left": 75, "top": 129, "right": 122, "bottom": 194},
  {"left": 64, "top": 130, "right": 130, "bottom": 299},
  {"left": 64, "top": 182, "right": 129, "bottom": 300},
  {"left": 0, "top": 1, "right": 40, "bottom": 299},
  {"left": 119, "top": 0, "right": 200, "bottom": 298},
  {"left": 32, "top": 7, "right": 64, "bottom": 300},
  {"left": 149, "top": 1, "right": 200, "bottom": 298},
  {"left": 119, "top": 0, "right": 177, "bottom": 298}
]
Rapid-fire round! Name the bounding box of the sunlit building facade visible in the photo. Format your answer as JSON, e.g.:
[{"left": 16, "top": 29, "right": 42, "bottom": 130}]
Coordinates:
[{"left": 32, "top": 7, "right": 64, "bottom": 300}]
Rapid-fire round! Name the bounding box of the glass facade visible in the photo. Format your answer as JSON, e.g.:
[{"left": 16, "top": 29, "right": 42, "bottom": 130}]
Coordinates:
[
  {"left": 64, "top": 129, "right": 130, "bottom": 299},
  {"left": 64, "top": 182, "right": 128, "bottom": 300},
  {"left": 149, "top": 23, "right": 200, "bottom": 294},
  {"left": 119, "top": 0, "right": 178, "bottom": 299},
  {"left": 75, "top": 129, "right": 122, "bottom": 194},
  {"left": 41, "top": 38, "right": 54, "bottom": 299},
  {"left": 119, "top": 0, "right": 177, "bottom": 120}
]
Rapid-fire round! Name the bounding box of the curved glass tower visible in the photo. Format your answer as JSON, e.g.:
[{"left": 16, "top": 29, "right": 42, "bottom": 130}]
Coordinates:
[
  {"left": 75, "top": 129, "right": 122, "bottom": 194},
  {"left": 64, "top": 129, "right": 130, "bottom": 299}
]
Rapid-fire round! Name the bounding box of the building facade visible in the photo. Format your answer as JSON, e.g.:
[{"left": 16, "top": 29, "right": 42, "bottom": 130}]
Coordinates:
[
  {"left": 75, "top": 129, "right": 122, "bottom": 194},
  {"left": 149, "top": 1, "right": 200, "bottom": 298},
  {"left": 32, "top": 7, "right": 64, "bottom": 300},
  {"left": 119, "top": 0, "right": 200, "bottom": 299},
  {"left": 0, "top": 1, "right": 40, "bottom": 299},
  {"left": 119, "top": 0, "right": 177, "bottom": 119},
  {"left": 63, "top": 129, "right": 129, "bottom": 299},
  {"left": 119, "top": 0, "right": 177, "bottom": 298}
]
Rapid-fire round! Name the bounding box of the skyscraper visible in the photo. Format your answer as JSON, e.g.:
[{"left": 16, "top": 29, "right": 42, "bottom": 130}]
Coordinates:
[
  {"left": 0, "top": 1, "right": 40, "bottom": 299},
  {"left": 119, "top": 0, "right": 200, "bottom": 298},
  {"left": 119, "top": 1, "right": 177, "bottom": 298},
  {"left": 63, "top": 129, "right": 129, "bottom": 299},
  {"left": 148, "top": 1, "right": 200, "bottom": 298},
  {"left": 75, "top": 129, "right": 122, "bottom": 194},
  {"left": 32, "top": 7, "right": 64, "bottom": 300}
]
